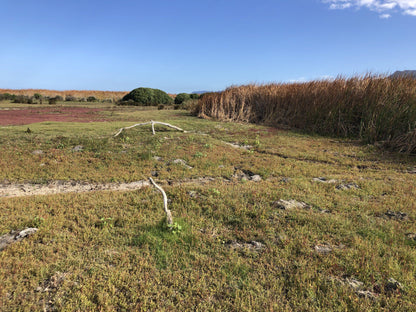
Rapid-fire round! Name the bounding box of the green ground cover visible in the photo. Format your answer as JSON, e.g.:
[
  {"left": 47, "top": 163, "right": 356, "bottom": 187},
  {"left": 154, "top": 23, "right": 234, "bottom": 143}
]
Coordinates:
[{"left": 0, "top": 104, "right": 415, "bottom": 311}]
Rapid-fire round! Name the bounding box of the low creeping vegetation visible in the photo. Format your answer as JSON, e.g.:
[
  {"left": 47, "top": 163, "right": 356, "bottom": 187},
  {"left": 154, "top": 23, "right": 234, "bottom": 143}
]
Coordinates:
[{"left": 0, "top": 104, "right": 415, "bottom": 311}]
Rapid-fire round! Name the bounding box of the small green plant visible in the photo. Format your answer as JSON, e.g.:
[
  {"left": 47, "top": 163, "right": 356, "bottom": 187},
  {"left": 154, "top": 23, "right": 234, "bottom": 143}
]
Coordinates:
[
  {"left": 96, "top": 217, "right": 113, "bottom": 229},
  {"left": 254, "top": 134, "right": 261, "bottom": 147},
  {"left": 31, "top": 216, "right": 44, "bottom": 227},
  {"left": 193, "top": 151, "right": 205, "bottom": 158},
  {"left": 210, "top": 188, "right": 221, "bottom": 196},
  {"left": 167, "top": 222, "right": 182, "bottom": 234}
]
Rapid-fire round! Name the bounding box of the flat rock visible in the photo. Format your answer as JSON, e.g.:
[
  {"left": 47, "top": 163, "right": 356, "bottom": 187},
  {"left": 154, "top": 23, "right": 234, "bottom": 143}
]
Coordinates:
[
  {"left": 336, "top": 183, "right": 360, "bottom": 190},
  {"left": 225, "top": 142, "right": 252, "bottom": 150},
  {"left": 356, "top": 290, "right": 377, "bottom": 300},
  {"left": 72, "top": 145, "right": 84, "bottom": 152},
  {"left": 314, "top": 243, "right": 333, "bottom": 254},
  {"left": 250, "top": 175, "right": 262, "bottom": 182},
  {"left": 32, "top": 150, "right": 44, "bottom": 155},
  {"left": 313, "top": 177, "right": 337, "bottom": 184},
  {"left": 173, "top": 159, "right": 193, "bottom": 169},
  {"left": 227, "top": 240, "right": 265, "bottom": 252},
  {"left": 406, "top": 233, "right": 416, "bottom": 240},
  {"left": 153, "top": 156, "right": 163, "bottom": 161},
  {"left": 0, "top": 228, "right": 38, "bottom": 251},
  {"left": 272, "top": 199, "right": 310, "bottom": 210},
  {"left": 385, "top": 278, "right": 403, "bottom": 292}
]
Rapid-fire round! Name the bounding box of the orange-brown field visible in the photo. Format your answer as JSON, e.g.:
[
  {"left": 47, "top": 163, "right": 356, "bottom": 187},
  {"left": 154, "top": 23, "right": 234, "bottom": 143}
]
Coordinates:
[{"left": 0, "top": 88, "right": 129, "bottom": 101}]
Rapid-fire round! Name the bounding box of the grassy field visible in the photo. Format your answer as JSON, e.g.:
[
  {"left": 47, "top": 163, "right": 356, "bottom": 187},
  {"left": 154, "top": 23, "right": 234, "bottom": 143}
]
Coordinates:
[{"left": 0, "top": 103, "right": 415, "bottom": 311}]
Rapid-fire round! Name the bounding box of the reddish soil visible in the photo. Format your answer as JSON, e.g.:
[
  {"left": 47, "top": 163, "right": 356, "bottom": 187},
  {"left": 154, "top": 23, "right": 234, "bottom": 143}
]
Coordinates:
[{"left": 0, "top": 107, "right": 110, "bottom": 126}]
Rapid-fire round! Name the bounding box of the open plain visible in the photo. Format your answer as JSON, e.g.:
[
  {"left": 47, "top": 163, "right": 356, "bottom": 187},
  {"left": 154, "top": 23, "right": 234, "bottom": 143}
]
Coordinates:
[{"left": 0, "top": 101, "right": 415, "bottom": 311}]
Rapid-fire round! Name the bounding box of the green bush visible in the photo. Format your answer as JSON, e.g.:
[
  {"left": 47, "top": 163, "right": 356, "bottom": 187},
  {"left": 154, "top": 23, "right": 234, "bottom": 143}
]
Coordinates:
[
  {"left": 121, "top": 87, "right": 173, "bottom": 106},
  {"left": 174, "top": 93, "right": 191, "bottom": 104},
  {"left": 12, "top": 95, "right": 32, "bottom": 104},
  {"left": 65, "top": 95, "right": 77, "bottom": 102},
  {"left": 157, "top": 104, "right": 165, "bottom": 110},
  {"left": 48, "top": 96, "right": 62, "bottom": 104},
  {"left": 0, "top": 93, "right": 14, "bottom": 101},
  {"left": 87, "top": 96, "right": 97, "bottom": 102},
  {"left": 190, "top": 93, "right": 200, "bottom": 99}
]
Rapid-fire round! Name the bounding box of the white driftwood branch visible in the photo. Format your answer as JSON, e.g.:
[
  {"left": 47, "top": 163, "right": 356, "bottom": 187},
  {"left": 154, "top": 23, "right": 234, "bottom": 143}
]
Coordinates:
[
  {"left": 148, "top": 177, "right": 173, "bottom": 225},
  {"left": 114, "top": 120, "right": 185, "bottom": 137}
]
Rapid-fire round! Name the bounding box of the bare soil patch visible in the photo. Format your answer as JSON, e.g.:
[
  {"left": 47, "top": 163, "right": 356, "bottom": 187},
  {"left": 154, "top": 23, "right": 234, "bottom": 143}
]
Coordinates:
[
  {"left": 0, "top": 107, "right": 110, "bottom": 125},
  {"left": 0, "top": 177, "right": 222, "bottom": 198}
]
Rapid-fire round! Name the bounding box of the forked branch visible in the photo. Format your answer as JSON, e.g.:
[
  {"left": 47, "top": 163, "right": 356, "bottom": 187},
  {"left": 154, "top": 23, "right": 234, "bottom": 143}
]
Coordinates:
[
  {"left": 148, "top": 177, "right": 173, "bottom": 225},
  {"left": 114, "top": 120, "right": 185, "bottom": 137}
]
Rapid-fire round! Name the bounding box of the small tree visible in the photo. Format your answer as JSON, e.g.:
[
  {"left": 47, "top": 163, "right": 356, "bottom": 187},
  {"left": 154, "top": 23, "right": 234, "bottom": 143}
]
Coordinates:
[{"left": 174, "top": 93, "right": 191, "bottom": 104}]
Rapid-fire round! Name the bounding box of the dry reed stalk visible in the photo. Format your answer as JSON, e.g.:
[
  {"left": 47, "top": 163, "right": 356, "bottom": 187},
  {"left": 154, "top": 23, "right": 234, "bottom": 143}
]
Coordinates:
[{"left": 197, "top": 75, "right": 416, "bottom": 153}]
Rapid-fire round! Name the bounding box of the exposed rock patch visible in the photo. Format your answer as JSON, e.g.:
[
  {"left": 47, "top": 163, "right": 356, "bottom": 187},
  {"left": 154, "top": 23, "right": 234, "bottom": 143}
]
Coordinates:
[
  {"left": 405, "top": 233, "right": 416, "bottom": 240},
  {"left": 330, "top": 275, "right": 378, "bottom": 300},
  {"left": 232, "top": 168, "right": 262, "bottom": 182},
  {"left": 71, "top": 145, "right": 84, "bottom": 152},
  {"left": 385, "top": 278, "right": 403, "bottom": 292},
  {"left": 172, "top": 159, "right": 193, "bottom": 169},
  {"left": 384, "top": 210, "right": 408, "bottom": 221},
  {"left": 314, "top": 243, "right": 333, "bottom": 254},
  {"left": 226, "top": 240, "right": 265, "bottom": 252},
  {"left": 272, "top": 199, "right": 310, "bottom": 210},
  {"left": 0, "top": 180, "right": 151, "bottom": 198},
  {"left": 336, "top": 182, "right": 360, "bottom": 190},
  {"left": 224, "top": 142, "right": 252, "bottom": 150},
  {"left": 313, "top": 177, "right": 337, "bottom": 184},
  {"left": 0, "top": 228, "right": 38, "bottom": 251}
]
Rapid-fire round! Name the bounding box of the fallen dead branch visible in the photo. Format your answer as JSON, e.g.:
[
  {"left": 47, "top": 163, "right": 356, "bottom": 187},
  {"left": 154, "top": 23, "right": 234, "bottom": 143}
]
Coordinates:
[
  {"left": 114, "top": 120, "right": 186, "bottom": 137},
  {"left": 149, "top": 177, "right": 173, "bottom": 225}
]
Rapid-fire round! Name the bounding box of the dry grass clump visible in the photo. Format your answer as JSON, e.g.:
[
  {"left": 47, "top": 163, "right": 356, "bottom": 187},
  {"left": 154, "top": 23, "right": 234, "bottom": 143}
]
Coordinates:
[{"left": 197, "top": 75, "right": 416, "bottom": 153}]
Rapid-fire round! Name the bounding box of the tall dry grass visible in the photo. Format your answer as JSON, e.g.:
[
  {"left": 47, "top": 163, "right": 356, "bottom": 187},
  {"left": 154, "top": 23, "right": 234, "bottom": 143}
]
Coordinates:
[{"left": 197, "top": 75, "right": 416, "bottom": 153}]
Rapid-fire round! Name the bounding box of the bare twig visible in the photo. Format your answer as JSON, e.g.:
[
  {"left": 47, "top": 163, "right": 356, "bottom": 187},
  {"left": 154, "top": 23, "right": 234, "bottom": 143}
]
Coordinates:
[
  {"left": 148, "top": 177, "right": 173, "bottom": 225},
  {"left": 114, "top": 121, "right": 185, "bottom": 137}
]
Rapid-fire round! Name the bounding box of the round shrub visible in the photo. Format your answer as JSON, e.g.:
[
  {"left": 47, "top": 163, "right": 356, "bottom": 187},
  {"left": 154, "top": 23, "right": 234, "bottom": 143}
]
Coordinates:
[
  {"left": 48, "top": 97, "right": 58, "bottom": 104},
  {"left": 121, "top": 87, "right": 173, "bottom": 106},
  {"left": 65, "top": 95, "right": 77, "bottom": 102},
  {"left": 87, "top": 96, "right": 97, "bottom": 102},
  {"left": 157, "top": 104, "right": 165, "bottom": 110},
  {"left": 190, "top": 93, "right": 200, "bottom": 99},
  {"left": 174, "top": 93, "right": 191, "bottom": 104}
]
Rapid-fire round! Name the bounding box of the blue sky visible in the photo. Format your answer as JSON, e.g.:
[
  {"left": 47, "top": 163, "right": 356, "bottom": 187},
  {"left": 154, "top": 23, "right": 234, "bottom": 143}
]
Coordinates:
[{"left": 0, "top": 0, "right": 415, "bottom": 93}]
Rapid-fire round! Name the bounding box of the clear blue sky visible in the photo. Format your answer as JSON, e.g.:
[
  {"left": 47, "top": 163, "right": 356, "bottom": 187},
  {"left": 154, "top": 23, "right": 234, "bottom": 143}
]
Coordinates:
[{"left": 1, "top": 0, "right": 415, "bottom": 93}]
